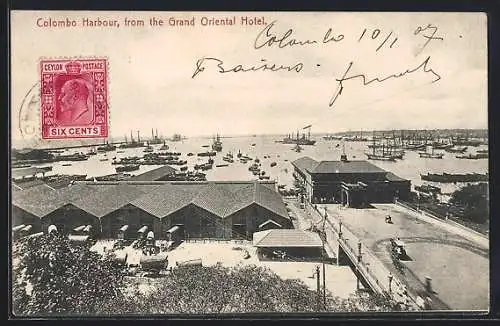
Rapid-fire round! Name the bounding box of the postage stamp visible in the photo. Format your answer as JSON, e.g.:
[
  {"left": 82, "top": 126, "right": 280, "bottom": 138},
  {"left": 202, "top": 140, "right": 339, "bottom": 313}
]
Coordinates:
[{"left": 40, "top": 57, "right": 108, "bottom": 139}]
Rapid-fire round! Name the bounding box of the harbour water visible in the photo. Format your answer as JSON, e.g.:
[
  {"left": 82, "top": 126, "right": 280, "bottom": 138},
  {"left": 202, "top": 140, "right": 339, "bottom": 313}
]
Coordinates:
[{"left": 22, "top": 134, "right": 488, "bottom": 195}]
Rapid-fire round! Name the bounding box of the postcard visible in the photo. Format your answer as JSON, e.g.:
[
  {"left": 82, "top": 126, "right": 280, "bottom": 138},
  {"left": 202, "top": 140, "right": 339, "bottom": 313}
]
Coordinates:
[{"left": 10, "top": 11, "right": 489, "bottom": 316}]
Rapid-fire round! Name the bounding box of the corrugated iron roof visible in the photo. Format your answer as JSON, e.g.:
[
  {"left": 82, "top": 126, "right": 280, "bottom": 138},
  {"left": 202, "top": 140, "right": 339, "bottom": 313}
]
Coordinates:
[
  {"left": 71, "top": 183, "right": 152, "bottom": 217},
  {"left": 291, "top": 157, "right": 319, "bottom": 175},
  {"left": 253, "top": 229, "right": 323, "bottom": 247},
  {"left": 11, "top": 184, "right": 66, "bottom": 217},
  {"left": 385, "top": 172, "right": 408, "bottom": 182},
  {"left": 130, "top": 165, "right": 177, "bottom": 181},
  {"left": 12, "top": 181, "right": 288, "bottom": 220},
  {"left": 130, "top": 184, "right": 193, "bottom": 218},
  {"left": 311, "top": 160, "right": 386, "bottom": 174}
]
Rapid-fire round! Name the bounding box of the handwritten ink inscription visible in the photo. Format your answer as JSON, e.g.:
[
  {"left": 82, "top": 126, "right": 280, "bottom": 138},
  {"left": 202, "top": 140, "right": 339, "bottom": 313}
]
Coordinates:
[{"left": 191, "top": 20, "right": 445, "bottom": 107}]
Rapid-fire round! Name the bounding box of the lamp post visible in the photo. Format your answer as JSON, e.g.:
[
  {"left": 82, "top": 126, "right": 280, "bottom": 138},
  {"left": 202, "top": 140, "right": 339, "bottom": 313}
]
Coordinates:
[{"left": 322, "top": 207, "right": 327, "bottom": 308}]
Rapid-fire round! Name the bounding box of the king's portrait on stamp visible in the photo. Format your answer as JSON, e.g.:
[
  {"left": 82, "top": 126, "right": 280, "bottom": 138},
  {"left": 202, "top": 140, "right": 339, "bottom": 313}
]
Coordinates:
[
  {"left": 40, "top": 58, "right": 108, "bottom": 139},
  {"left": 10, "top": 10, "right": 489, "bottom": 317}
]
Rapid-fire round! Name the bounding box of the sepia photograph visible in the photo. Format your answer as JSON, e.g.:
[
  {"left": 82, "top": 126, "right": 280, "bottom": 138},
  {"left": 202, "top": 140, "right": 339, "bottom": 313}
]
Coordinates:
[{"left": 10, "top": 11, "right": 489, "bottom": 316}]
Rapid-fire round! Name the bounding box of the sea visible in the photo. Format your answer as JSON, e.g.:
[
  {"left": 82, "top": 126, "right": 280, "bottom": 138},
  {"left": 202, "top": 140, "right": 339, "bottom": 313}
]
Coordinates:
[{"left": 21, "top": 135, "right": 489, "bottom": 197}]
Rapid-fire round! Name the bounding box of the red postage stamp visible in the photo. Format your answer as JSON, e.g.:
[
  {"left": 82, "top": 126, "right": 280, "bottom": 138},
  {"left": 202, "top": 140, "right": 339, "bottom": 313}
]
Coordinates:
[{"left": 40, "top": 57, "right": 109, "bottom": 139}]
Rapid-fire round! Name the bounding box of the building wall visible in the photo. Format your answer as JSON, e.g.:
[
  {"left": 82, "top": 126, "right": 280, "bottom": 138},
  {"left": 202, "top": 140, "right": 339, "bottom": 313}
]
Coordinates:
[
  {"left": 11, "top": 206, "right": 42, "bottom": 232},
  {"left": 44, "top": 204, "right": 101, "bottom": 237},
  {"left": 305, "top": 173, "right": 411, "bottom": 205},
  {"left": 100, "top": 204, "right": 158, "bottom": 239},
  {"left": 228, "top": 203, "right": 292, "bottom": 240}
]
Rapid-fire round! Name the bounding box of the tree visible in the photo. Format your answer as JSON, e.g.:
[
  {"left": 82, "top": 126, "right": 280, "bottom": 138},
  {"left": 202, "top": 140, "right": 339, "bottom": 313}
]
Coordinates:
[
  {"left": 12, "top": 233, "right": 125, "bottom": 316},
  {"left": 13, "top": 235, "right": 404, "bottom": 315},
  {"left": 449, "top": 183, "right": 489, "bottom": 224},
  {"left": 96, "top": 264, "right": 403, "bottom": 314}
]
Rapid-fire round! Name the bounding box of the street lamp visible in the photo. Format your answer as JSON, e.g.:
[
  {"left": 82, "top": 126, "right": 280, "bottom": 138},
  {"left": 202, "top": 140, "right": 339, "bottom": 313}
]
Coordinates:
[{"left": 321, "top": 208, "right": 327, "bottom": 308}]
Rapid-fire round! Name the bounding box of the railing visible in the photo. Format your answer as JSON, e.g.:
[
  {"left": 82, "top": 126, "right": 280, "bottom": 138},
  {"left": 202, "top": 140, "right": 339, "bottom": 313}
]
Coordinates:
[
  {"left": 306, "top": 202, "right": 420, "bottom": 310},
  {"left": 183, "top": 238, "right": 251, "bottom": 244}
]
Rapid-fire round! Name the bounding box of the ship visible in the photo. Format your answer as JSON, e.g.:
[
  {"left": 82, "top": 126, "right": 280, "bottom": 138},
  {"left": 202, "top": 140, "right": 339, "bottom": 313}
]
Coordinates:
[
  {"left": 160, "top": 141, "right": 169, "bottom": 151},
  {"left": 212, "top": 134, "right": 223, "bottom": 152},
  {"left": 323, "top": 134, "right": 343, "bottom": 141},
  {"left": 365, "top": 133, "right": 399, "bottom": 161},
  {"left": 420, "top": 172, "right": 488, "bottom": 183},
  {"left": 342, "top": 130, "right": 369, "bottom": 142},
  {"left": 87, "top": 147, "right": 97, "bottom": 156},
  {"left": 445, "top": 146, "right": 468, "bottom": 153},
  {"left": 415, "top": 184, "right": 441, "bottom": 195},
  {"left": 56, "top": 153, "right": 89, "bottom": 162},
  {"left": 455, "top": 153, "right": 488, "bottom": 159},
  {"left": 418, "top": 146, "right": 444, "bottom": 159},
  {"left": 170, "top": 134, "right": 183, "bottom": 142},
  {"left": 198, "top": 151, "right": 217, "bottom": 157},
  {"left": 452, "top": 132, "right": 482, "bottom": 147},
  {"left": 148, "top": 128, "right": 163, "bottom": 145},
  {"left": 279, "top": 125, "right": 316, "bottom": 145},
  {"left": 115, "top": 164, "right": 140, "bottom": 173},
  {"left": 120, "top": 131, "right": 145, "bottom": 148},
  {"left": 97, "top": 141, "right": 116, "bottom": 152}
]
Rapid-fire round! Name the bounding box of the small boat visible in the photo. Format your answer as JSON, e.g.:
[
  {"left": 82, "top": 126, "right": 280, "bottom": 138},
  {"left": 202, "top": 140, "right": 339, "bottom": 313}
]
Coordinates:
[
  {"left": 160, "top": 141, "right": 170, "bottom": 151},
  {"left": 270, "top": 162, "right": 277, "bottom": 167},
  {"left": 180, "top": 166, "right": 188, "bottom": 171},
  {"left": 143, "top": 146, "right": 154, "bottom": 153},
  {"left": 187, "top": 153, "right": 194, "bottom": 156},
  {"left": 251, "top": 143, "right": 256, "bottom": 146},
  {"left": 99, "top": 158, "right": 109, "bottom": 162},
  {"left": 117, "top": 151, "right": 125, "bottom": 153},
  {"left": 216, "top": 164, "right": 229, "bottom": 168},
  {"left": 259, "top": 175, "right": 270, "bottom": 180},
  {"left": 62, "top": 163, "right": 72, "bottom": 166},
  {"left": 115, "top": 164, "right": 140, "bottom": 173},
  {"left": 202, "top": 145, "right": 210, "bottom": 148}
]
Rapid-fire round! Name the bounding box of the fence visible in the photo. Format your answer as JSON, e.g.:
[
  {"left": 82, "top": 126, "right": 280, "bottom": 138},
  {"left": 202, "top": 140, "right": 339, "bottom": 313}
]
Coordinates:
[
  {"left": 183, "top": 238, "right": 251, "bottom": 245},
  {"left": 305, "top": 202, "right": 421, "bottom": 310}
]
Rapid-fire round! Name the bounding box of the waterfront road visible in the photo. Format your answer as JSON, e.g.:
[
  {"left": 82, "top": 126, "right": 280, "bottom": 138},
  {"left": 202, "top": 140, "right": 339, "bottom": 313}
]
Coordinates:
[{"left": 319, "top": 203, "right": 489, "bottom": 311}]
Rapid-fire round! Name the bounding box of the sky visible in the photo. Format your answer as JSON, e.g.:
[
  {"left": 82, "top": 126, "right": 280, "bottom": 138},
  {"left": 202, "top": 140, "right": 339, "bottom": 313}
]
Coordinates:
[{"left": 10, "top": 11, "right": 487, "bottom": 147}]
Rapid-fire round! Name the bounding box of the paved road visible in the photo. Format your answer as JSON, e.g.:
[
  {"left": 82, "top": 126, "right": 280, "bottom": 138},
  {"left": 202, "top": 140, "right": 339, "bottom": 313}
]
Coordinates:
[{"left": 320, "top": 203, "right": 489, "bottom": 311}]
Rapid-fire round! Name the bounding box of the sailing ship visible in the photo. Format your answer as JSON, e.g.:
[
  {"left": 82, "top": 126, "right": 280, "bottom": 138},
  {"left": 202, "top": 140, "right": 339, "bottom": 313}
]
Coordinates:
[
  {"left": 365, "top": 133, "right": 400, "bottom": 161},
  {"left": 212, "top": 134, "right": 223, "bottom": 152}
]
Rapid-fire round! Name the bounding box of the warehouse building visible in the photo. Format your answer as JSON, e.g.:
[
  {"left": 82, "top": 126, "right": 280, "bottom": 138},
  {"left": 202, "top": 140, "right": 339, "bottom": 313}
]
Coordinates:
[
  {"left": 11, "top": 181, "right": 292, "bottom": 240},
  {"left": 253, "top": 229, "right": 324, "bottom": 259},
  {"left": 292, "top": 155, "right": 411, "bottom": 207}
]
